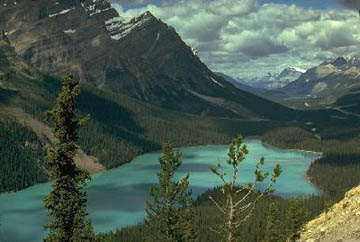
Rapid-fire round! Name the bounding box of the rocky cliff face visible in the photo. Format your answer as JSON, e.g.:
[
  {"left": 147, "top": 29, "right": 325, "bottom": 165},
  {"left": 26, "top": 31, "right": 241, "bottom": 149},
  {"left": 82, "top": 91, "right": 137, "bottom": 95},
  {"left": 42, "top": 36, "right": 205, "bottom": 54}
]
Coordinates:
[
  {"left": 299, "top": 185, "right": 360, "bottom": 242},
  {"left": 0, "top": 0, "right": 297, "bottom": 119}
]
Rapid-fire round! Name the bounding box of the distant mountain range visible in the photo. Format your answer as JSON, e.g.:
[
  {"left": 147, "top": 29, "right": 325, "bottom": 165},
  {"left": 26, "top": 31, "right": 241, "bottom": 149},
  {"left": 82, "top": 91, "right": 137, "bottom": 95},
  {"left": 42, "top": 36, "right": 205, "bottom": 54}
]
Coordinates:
[
  {"left": 269, "top": 56, "right": 360, "bottom": 114},
  {"left": 218, "top": 56, "right": 360, "bottom": 117},
  {"left": 218, "top": 56, "right": 359, "bottom": 116},
  {"left": 239, "top": 66, "right": 306, "bottom": 90},
  {"left": 279, "top": 56, "right": 360, "bottom": 98}
]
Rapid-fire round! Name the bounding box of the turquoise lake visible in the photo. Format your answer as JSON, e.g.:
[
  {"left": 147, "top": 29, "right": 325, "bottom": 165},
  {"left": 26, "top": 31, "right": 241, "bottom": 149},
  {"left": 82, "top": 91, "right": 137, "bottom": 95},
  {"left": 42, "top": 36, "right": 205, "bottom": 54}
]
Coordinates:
[{"left": 0, "top": 139, "right": 321, "bottom": 242}]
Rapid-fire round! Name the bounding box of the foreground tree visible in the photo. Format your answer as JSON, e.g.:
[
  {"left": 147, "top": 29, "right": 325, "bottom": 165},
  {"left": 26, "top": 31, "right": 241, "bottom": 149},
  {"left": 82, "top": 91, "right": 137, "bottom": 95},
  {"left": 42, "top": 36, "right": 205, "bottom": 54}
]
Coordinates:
[
  {"left": 209, "top": 135, "right": 282, "bottom": 242},
  {"left": 145, "top": 143, "right": 197, "bottom": 242},
  {"left": 44, "top": 75, "right": 94, "bottom": 242}
]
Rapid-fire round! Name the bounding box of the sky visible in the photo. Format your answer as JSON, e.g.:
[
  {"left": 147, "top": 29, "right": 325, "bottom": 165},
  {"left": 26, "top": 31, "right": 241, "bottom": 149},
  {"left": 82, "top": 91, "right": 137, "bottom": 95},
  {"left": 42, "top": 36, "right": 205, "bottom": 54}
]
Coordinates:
[{"left": 110, "top": 0, "right": 360, "bottom": 79}]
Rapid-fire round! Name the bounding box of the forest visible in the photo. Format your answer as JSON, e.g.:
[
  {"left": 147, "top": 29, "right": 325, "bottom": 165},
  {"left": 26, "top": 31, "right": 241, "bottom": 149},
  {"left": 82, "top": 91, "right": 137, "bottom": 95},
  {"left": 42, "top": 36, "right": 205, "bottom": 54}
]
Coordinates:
[
  {"left": 1, "top": 75, "right": 360, "bottom": 241},
  {"left": 98, "top": 189, "right": 334, "bottom": 242},
  {"left": 5, "top": 74, "right": 286, "bottom": 169},
  {"left": 0, "top": 118, "right": 47, "bottom": 193}
]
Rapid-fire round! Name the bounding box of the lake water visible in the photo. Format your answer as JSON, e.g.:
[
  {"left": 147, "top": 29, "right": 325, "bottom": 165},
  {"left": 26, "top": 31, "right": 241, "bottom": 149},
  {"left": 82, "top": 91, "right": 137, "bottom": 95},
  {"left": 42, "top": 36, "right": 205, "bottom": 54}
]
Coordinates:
[{"left": 0, "top": 139, "right": 321, "bottom": 242}]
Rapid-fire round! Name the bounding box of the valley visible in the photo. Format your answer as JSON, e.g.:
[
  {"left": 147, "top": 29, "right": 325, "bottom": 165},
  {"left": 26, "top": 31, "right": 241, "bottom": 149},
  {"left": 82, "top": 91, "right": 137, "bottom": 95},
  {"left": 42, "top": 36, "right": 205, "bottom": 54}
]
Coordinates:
[
  {"left": 0, "top": 0, "right": 360, "bottom": 241},
  {"left": 226, "top": 56, "right": 360, "bottom": 117}
]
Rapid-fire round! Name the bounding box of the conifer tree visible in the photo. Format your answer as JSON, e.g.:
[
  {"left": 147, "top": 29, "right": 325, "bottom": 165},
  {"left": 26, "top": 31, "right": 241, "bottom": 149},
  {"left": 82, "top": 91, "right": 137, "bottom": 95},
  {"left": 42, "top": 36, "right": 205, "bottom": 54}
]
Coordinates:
[
  {"left": 264, "top": 202, "right": 283, "bottom": 242},
  {"left": 145, "top": 143, "right": 197, "bottom": 242},
  {"left": 286, "top": 198, "right": 307, "bottom": 242},
  {"left": 209, "top": 135, "right": 282, "bottom": 242},
  {"left": 44, "top": 75, "right": 94, "bottom": 242}
]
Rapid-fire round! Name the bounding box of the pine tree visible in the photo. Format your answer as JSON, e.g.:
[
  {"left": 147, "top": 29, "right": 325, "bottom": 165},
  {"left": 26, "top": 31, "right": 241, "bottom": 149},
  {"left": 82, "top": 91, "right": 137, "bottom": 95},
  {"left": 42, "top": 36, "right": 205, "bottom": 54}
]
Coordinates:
[
  {"left": 209, "top": 134, "right": 282, "bottom": 242},
  {"left": 286, "top": 198, "right": 307, "bottom": 242},
  {"left": 264, "top": 202, "right": 283, "bottom": 242},
  {"left": 145, "top": 143, "right": 197, "bottom": 242},
  {"left": 44, "top": 75, "right": 94, "bottom": 242}
]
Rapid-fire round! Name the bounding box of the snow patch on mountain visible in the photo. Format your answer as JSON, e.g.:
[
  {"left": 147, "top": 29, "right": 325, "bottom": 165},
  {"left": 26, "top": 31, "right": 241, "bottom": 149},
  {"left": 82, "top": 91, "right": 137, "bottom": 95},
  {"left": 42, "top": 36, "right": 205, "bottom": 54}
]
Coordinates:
[
  {"left": 156, "top": 32, "right": 160, "bottom": 41},
  {"left": 89, "top": 7, "right": 111, "bottom": 16},
  {"left": 191, "top": 47, "right": 198, "bottom": 56},
  {"left": 49, "top": 8, "right": 75, "bottom": 18},
  {"left": 210, "top": 77, "right": 224, "bottom": 87},
  {"left": 63, "top": 29, "right": 76, "bottom": 34},
  {"left": 108, "top": 12, "right": 153, "bottom": 41},
  {"left": 292, "top": 67, "right": 306, "bottom": 73}
]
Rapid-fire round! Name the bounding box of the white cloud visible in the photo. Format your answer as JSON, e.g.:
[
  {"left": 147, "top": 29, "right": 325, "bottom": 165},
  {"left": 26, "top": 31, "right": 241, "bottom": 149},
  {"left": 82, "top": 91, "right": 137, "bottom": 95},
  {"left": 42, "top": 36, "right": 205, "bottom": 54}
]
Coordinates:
[
  {"left": 112, "top": 0, "right": 360, "bottom": 78},
  {"left": 115, "top": 0, "right": 149, "bottom": 4}
]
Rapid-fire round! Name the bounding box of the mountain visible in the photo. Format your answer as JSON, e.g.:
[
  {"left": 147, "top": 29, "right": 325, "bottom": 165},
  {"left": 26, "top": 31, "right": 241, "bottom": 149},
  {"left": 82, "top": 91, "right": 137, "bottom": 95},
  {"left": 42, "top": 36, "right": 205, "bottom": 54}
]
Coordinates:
[
  {"left": 0, "top": 0, "right": 300, "bottom": 120},
  {"left": 280, "top": 56, "right": 360, "bottom": 98},
  {"left": 242, "top": 66, "right": 306, "bottom": 90},
  {"left": 215, "top": 72, "right": 265, "bottom": 95},
  {"left": 0, "top": 0, "right": 354, "bottom": 176},
  {"left": 269, "top": 56, "right": 360, "bottom": 114}
]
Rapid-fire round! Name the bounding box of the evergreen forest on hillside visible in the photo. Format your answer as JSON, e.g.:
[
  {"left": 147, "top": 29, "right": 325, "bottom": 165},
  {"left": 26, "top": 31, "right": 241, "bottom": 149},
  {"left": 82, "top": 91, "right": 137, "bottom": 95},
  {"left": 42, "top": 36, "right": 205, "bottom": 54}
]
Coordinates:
[{"left": 0, "top": 118, "right": 47, "bottom": 193}]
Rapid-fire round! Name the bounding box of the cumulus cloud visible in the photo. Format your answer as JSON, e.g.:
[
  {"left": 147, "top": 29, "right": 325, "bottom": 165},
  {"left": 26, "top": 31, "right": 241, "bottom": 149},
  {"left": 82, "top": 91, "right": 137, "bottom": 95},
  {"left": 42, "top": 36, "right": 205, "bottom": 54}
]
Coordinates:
[
  {"left": 112, "top": 0, "right": 360, "bottom": 78},
  {"left": 115, "top": 0, "right": 149, "bottom": 4}
]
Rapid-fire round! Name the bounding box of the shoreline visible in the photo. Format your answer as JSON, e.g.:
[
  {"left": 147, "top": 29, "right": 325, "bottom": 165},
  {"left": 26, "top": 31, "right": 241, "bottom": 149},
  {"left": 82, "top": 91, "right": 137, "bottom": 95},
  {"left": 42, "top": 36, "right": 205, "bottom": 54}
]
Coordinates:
[
  {"left": 261, "top": 140, "right": 323, "bottom": 156},
  {"left": 261, "top": 139, "right": 324, "bottom": 196},
  {"left": 1, "top": 136, "right": 322, "bottom": 197}
]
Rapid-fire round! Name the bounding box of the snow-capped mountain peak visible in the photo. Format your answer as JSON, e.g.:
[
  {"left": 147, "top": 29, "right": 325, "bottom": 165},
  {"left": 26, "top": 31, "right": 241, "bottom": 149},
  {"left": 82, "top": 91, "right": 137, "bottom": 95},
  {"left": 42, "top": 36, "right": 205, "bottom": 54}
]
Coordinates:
[{"left": 241, "top": 66, "right": 307, "bottom": 89}]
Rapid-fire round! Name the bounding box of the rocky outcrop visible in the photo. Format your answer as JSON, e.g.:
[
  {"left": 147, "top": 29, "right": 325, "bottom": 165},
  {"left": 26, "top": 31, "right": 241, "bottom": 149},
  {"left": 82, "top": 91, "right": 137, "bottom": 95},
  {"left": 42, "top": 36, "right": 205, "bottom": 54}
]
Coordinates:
[{"left": 298, "top": 185, "right": 360, "bottom": 242}]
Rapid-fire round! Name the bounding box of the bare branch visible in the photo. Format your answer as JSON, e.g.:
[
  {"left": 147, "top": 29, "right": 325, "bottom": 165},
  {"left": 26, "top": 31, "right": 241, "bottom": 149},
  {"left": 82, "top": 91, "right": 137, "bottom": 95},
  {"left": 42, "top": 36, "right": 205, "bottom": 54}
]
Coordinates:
[
  {"left": 234, "top": 184, "right": 256, "bottom": 208},
  {"left": 209, "top": 196, "right": 226, "bottom": 215}
]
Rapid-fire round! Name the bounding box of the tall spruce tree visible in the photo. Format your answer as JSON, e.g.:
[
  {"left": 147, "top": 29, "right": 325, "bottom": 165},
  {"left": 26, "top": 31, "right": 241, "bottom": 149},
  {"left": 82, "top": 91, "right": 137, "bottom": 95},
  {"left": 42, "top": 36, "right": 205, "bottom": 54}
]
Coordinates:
[
  {"left": 145, "top": 143, "right": 197, "bottom": 242},
  {"left": 264, "top": 202, "right": 283, "bottom": 242},
  {"left": 44, "top": 75, "right": 94, "bottom": 242},
  {"left": 209, "top": 135, "right": 282, "bottom": 242}
]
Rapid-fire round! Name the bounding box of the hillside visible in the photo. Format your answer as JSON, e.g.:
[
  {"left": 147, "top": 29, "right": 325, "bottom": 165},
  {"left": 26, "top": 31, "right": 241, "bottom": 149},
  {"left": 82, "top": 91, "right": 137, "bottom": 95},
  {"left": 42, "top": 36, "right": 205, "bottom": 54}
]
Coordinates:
[
  {"left": 299, "top": 185, "right": 360, "bottom": 242},
  {"left": 0, "top": 24, "right": 293, "bottom": 170},
  {"left": 215, "top": 72, "right": 266, "bottom": 95},
  {"left": 0, "top": 0, "right": 303, "bottom": 120}
]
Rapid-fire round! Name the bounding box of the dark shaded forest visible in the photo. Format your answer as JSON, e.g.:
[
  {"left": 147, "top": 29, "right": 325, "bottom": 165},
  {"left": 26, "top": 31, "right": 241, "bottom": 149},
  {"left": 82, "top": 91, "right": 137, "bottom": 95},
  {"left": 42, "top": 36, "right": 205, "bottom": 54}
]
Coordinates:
[
  {"left": 0, "top": 118, "right": 47, "bottom": 193},
  {"left": 98, "top": 188, "right": 335, "bottom": 242}
]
